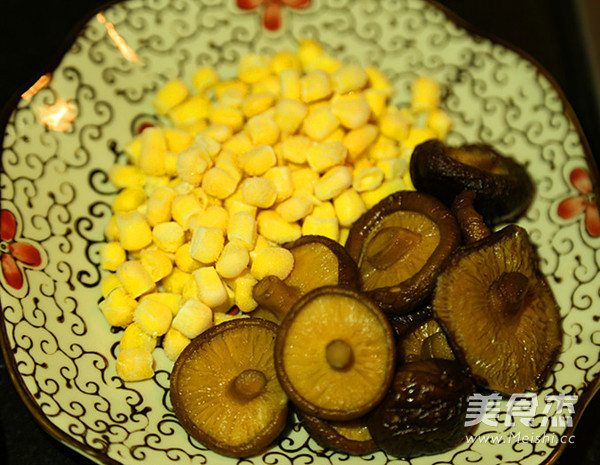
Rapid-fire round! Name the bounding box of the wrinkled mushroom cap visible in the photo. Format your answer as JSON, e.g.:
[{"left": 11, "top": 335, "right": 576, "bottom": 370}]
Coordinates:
[{"left": 432, "top": 224, "right": 562, "bottom": 394}]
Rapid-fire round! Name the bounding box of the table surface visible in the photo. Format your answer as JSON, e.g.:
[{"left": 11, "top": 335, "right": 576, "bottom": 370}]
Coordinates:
[{"left": 1, "top": 1, "right": 599, "bottom": 464}]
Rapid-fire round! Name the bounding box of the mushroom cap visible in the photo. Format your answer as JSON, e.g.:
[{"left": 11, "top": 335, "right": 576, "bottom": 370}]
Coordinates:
[
  {"left": 410, "top": 139, "right": 534, "bottom": 225},
  {"left": 345, "top": 191, "right": 461, "bottom": 314},
  {"left": 432, "top": 224, "right": 562, "bottom": 394},
  {"left": 275, "top": 286, "right": 395, "bottom": 420},
  {"left": 169, "top": 318, "right": 288, "bottom": 457}
]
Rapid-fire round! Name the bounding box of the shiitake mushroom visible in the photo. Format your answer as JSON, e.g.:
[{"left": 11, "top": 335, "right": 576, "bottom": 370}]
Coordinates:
[
  {"left": 409, "top": 139, "right": 534, "bottom": 225},
  {"left": 345, "top": 191, "right": 461, "bottom": 314},
  {"left": 367, "top": 359, "right": 475, "bottom": 458},
  {"left": 398, "top": 318, "right": 455, "bottom": 363},
  {"left": 253, "top": 235, "right": 360, "bottom": 321}
]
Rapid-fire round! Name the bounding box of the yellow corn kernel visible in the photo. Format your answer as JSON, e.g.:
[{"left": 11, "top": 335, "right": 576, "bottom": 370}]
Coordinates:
[
  {"left": 240, "top": 176, "right": 278, "bottom": 208},
  {"left": 361, "top": 178, "right": 405, "bottom": 209},
  {"left": 109, "top": 164, "right": 146, "bottom": 189},
  {"left": 244, "top": 114, "right": 280, "bottom": 145},
  {"left": 175, "top": 146, "right": 210, "bottom": 186},
  {"left": 143, "top": 175, "right": 170, "bottom": 195},
  {"left": 164, "top": 127, "right": 194, "bottom": 153},
  {"left": 174, "top": 243, "right": 201, "bottom": 273},
  {"left": 323, "top": 127, "right": 346, "bottom": 143},
  {"left": 426, "top": 108, "right": 452, "bottom": 140},
  {"left": 301, "top": 70, "right": 332, "bottom": 103},
  {"left": 242, "top": 91, "right": 276, "bottom": 118},
  {"left": 141, "top": 292, "right": 183, "bottom": 315},
  {"left": 264, "top": 166, "right": 294, "bottom": 203},
  {"left": 291, "top": 167, "right": 319, "bottom": 193},
  {"left": 379, "top": 111, "right": 411, "bottom": 142},
  {"left": 307, "top": 140, "right": 347, "bottom": 173},
  {"left": 274, "top": 98, "right": 307, "bottom": 135},
  {"left": 214, "top": 157, "right": 243, "bottom": 187},
  {"left": 365, "top": 65, "right": 394, "bottom": 97},
  {"left": 237, "top": 53, "right": 271, "bottom": 84},
  {"left": 140, "top": 247, "right": 173, "bottom": 282},
  {"left": 238, "top": 144, "right": 276, "bottom": 176},
  {"left": 181, "top": 274, "right": 200, "bottom": 301},
  {"left": 192, "top": 65, "right": 219, "bottom": 93},
  {"left": 152, "top": 78, "right": 189, "bottom": 115},
  {"left": 152, "top": 221, "right": 185, "bottom": 253},
  {"left": 250, "top": 246, "right": 294, "bottom": 280},
  {"left": 353, "top": 166, "right": 384, "bottom": 192},
  {"left": 99, "top": 287, "right": 137, "bottom": 327},
  {"left": 364, "top": 88, "right": 388, "bottom": 118},
  {"left": 270, "top": 50, "right": 301, "bottom": 74},
  {"left": 313, "top": 166, "right": 353, "bottom": 201},
  {"left": 177, "top": 119, "right": 208, "bottom": 137},
  {"left": 276, "top": 194, "right": 314, "bottom": 222},
  {"left": 219, "top": 87, "right": 244, "bottom": 108},
  {"left": 190, "top": 205, "right": 229, "bottom": 233},
  {"left": 193, "top": 266, "right": 228, "bottom": 308},
  {"left": 339, "top": 227, "right": 350, "bottom": 246},
  {"left": 411, "top": 76, "right": 441, "bottom": 112},
  {"left": 172, "top": 298, "right": 213, "bottom": 339},
  {"left": 225, "top": 198, "right": 257, "bottom": 218},
  {"left": 189, "top": 226, "right": 224, "bottom": 264},
  {"left": 139, "top": 127, "right": 167, "bottom": 176},
  {"left": 201, "top": 167, "right": 239, "bottom": 200},
  {"left": 227, "top": 211, "right": 257, "bottom": 249},
  {"left": 214, "top": 311, "right": 249, "bottom": 325},
  {"left": 311, "top": 201, "right": 337, "bottom": 218},
  {"left": 331, "top": 94, "right": 371, "bottom": 129},
  {"left": 377, "top": 158, "right": 407, "bottom": 180},
  {"left": 165, "top": 152, "right": 180, "bottom": 177},
  {"left": 145, "top": 187, "right": 175, "bottom": 226},
  {"left": 248, "top": 233, "right": 271, "bottom": 258},
  {"left": 256, "top": 210, "right": 302, "bottom": 244},
  {"left": 116, "top": 211, "right": 153, "bottom": 251},
  {"left": 193, "top": 133, "right": 221, "bottom": 158},
  {"left": 232, "top": 272, "right": 258, "bottom": 313},
  {"left": 312, "top": 53, "right": 343, "bottom": 74},
  {"left": 303, "top": 107, "right": 339, "bottom": 141},
  {"left": 134, "top": 298, "right": 172, "bottom": 337},
  {"left": 116, "top": 260, "right": 156, "bottom": 298},
  {"left": 301, "top": 215, "right": 339, "bottom": 242},
  {"left": 280, "top": 69, "right": 301, "bottom": 100},
  {"left": 280, "top": 135, "right": 313, "bottom": 164},
  {"left": 163, "top": 327, "right": 191, "bottom": 361},
  {"left": 297, "top": 38, "right": 324, "bottom": 69},
  {"left": 116, "top": 348, "right": 154, "bottom": 382},
  {"left": 119, "top": 322, "right": 157, "bottom": 352},
  {"left": 343, "top": 124, "right": 379, "bottom": 161},
  {"left": 212, "top": 282, "right": 236, "bottom": 313},
  {"left": 200, "top": 123, "right": 233, "bottom": 143},
  {"left": 112, "top": 187, "right": 147, "bottom": 214},
  {"left": 251, "top": 75, "right": 280, "bottom": 96},
  {"left": 401, "top": 127, "right": 437, "bottom": 155},
  {"left": 161, "top": 267, "right": 192, "bottom": 294},
  {"left": 216, "top": 240, "right": 250, "bottom": 279},
  {"left": 209, "top": 103, "right": 245, "bottom": 132},
  {"left": 100, "top": 273, "right": 121, "bottom": 297},
  {"left": 368, "top": 136, "right": 401, "bottom": 161},
  {"left": 332, "top": 64, "right": 368, "bottom": 94},
  {"left": 124, "top": 136, "right": 142, "bottom": 165},
  {"left": 100, "top": 242, "right": 126, "bottom": 271},
  {"left": 333, "top": 188, "right": 367, "bottom": 227},
  {"left": 168, "top": 94, "right": 211, "bottom": 127}
]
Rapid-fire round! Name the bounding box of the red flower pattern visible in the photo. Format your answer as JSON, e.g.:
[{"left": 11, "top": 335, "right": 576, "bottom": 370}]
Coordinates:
[
  {"left": 0, "top": 210, "right": 43, "bottom": 290},
  {"left": 557, "top": 168, "right": 600, "bottom": 238},
  {"left": 237, "top": 0, "right": 310, "bottom": 30}
]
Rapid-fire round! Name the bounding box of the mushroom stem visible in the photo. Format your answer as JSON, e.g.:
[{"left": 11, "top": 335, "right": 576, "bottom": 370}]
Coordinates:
[
  {"left": 366, "top": 226, "right": 420, "bottom": 270},
  {"left": 451, "top": 191, "right": 490, "bottom": 243},
  {"left": 326, "top": 339, "right": 354, "bottom": 371},
  {"left": 489, "top": 271, "right": 530, "bottom": 317},
  {"left": 253, "top": 275, "right": 300, "bottom": 320},
  {"left": 232, "top": 369, "right": 267, "bottom": 401}
]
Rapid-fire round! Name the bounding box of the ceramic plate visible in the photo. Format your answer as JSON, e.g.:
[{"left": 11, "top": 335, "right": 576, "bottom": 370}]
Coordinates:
[{"left": 2, "top": 0, "right": 600, "bottom": 464}]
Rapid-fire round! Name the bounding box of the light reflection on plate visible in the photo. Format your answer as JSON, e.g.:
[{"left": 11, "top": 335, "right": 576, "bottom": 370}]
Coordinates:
[{"left": 1, "top": 1, "right": 599, "bottom": 464}]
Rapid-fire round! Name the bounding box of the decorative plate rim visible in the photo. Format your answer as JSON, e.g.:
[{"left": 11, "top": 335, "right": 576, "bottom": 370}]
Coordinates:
[{"left": 1, "top": 1, "right": 599, "bottom": 465}]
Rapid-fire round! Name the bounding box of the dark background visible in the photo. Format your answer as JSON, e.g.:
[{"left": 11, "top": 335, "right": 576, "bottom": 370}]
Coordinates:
[{"left": 1, "top": 1, "right": 599, "bottom": 464}]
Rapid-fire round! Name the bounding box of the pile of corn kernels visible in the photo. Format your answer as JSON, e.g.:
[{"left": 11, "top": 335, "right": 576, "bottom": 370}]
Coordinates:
[{"left": 98, "top": 39, "right": 452, "bottom": 381}]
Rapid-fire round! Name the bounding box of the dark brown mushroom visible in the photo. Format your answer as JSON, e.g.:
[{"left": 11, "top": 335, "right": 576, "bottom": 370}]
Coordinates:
[
  {"left": 409, "top": 139, "right": 534, "bottom": 225},
  {"left": 432, "top": 223, "right": 562, "bottom": 394},
  {"left": 398, "top": 318, "right": 455, "bottom": 363},
  {"left": 345, "top": 191, "right": 461, "bottom": 314},
  {"left": 253, "top": 235, "right": 360, "bottom": 321},
  {"left": 366, "top": 359, "right": 475, "bottom": 458}
]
